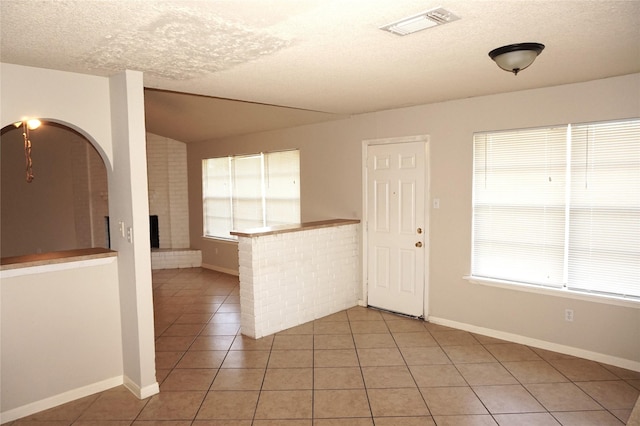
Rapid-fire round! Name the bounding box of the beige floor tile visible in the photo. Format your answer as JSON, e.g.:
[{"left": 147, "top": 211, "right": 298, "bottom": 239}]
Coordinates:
[
  {"left": 483, "top": 344, "right": 541, "bottom": 362},
  {"left": 230, "top": 335, "right": 273, "bottom": 351},
  {"left": 313, "top": 334, "right": 355, "bottom": 350},
  {"left": 385, "top": 319, "right": 428, "bottom": 333},
  {"left": 210, "top": 368, "right": 266, "bottom": 390},
  {"left": 278, "top": 322, "right": 314, "bottom": 335},
  {"left": 367, "top": 388, "right": 429, "bottom": 417},
  {"left": 361, "top": 365, "right": 416, "bottom": 388},
  {"left": 161, "top": 368, "right": 217, "bottom": 391},
  {"left": 195, "top": 390, "right": 259, "bottom": 420},
  {"left": 162, "top": 324, "right": 204, "bottom": 336},
  {"left": 253, "top": 420, "right": 311, "bottom": 426},
  {"left": 314, "top": 349, "right": 359, "bottom": 367},
  {"left": 191, "top": 420, "right": 252, "bottom": 425},
  {"left": 221, "top": 350, "right": 270, "bottom": 369},
  {"left": 133, "top": 420, "right": 193, "bottom": 425},
  {"left": 456, "top": 363, "right": 518, "bottom": 386},
  {"left": 176, "top": 350, "right": 226, "bottom": 369},
  {"left": 420, "top": 387, "right": 488, "bottom": 415},
  {"left": 216, "top": 303, "right": 241, "bottom": 313},
  {"left": 174, "top": 313, "right": 214, "bottom": 324},
  {"left": 313, "top": 418, "right": 373, "bottom": 426},
  {"left": 372, "top": 416, "right": 435, "bottom": 426},
  {"left": 473, "top": 385, "right": 546, "bottom": 414},
  {"left": 547, "top": 358, "right": 619, "bottom": 381},
  {"left": 347, "top": 307, "right": 384, "bottom": 321},
  {"left": 353, "top": 333, "right": 396, "bottom": 348},
  {"left": 357, "top": 347, "right": 405, "bottom": 366},
  {"left": 410, "top": 364, "right": 467, "bottom": 387},
  {"left": 254, "top": 390, "right": 313, "bottom": 419},
  {"left": 155, "top": 336, "right": 196, "bottom": 352},
  {"left": 576, "top": 380, "right": 640, "bottom": 410},
  {"left": 443, "top": 345, "right": 497, "bottom": 364},
  {"left": 502, "top": 360, "right": 568, "bottom": 384},
  {"left": 525, "top": 382, "right": 602, "bottom": 411},
  {"left": 601, "top": 364, "right": 640, "bottom": 380},
  {"left": 262, "top": 368, "right": 313, "bottom": 390},
  {"left": 138, "top": 391, "right": 206, "bottom": 420},
  {"left": 155, "top": 351, "right": 185, "bottom": 369},
  {"left": 392, "top": 331, "right": 438, "bottom": 348},
  {"left": 314, "top": 311, "right": 349, "bottom": 322},
  {"left": 430, "top": 330, "right": 480, "bottom": 346},
  {"left": 350, "top": 320, "right": 389, "bottom": 334},
  {"left": 313, "top": 321, "right": 352, "bottom": 335},
  {"left": 209, "top": 312, "right": 241, "bottom": 323},
  {"left": 550, "top": 410, "right": 625, "bottom": 425},
  {"left": 272, "top": 334, "right": 314, "bottom": 350},
  {"left": 314, "top": 389, "right": 371, "bottom": 418},
  {"left": 314, "top": 367, "right": 365, "bottom": 389},
  {"left": 73, "top": 421, "right": 133, "bottom": 425},
  {"left": 200, "top": 323, "right": 241, "bottom": 336},
  {"left": 268, "top": 349, "right": 313, "bottom": 368},
  {"left": 400, "top": 346, "right": 451, "bottom": 365},
  {"left": 431, "top": 415, "right": 498, "bottom": 426},
  {"left": 493, "top": 412, "right": 560, "bottom": 425},
  {"left": 190, "top": 335, "right": 235, "bottom": 351}
]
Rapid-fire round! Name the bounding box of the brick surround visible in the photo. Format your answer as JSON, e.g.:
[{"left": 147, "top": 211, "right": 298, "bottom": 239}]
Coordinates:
[{"left": 236, "top": 222, "right": 360, "bottom": 338}]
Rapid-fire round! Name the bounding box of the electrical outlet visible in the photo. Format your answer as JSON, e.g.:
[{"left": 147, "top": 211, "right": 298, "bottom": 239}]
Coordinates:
[
  {"left": 565, "top": 309, "right": 574, "bottom": 322},
  {"left": 433, "top": 198, "right": 440, "bottom": 209},
  {"left": 127, "top": 227, "right": 133, "bottom": 243}
]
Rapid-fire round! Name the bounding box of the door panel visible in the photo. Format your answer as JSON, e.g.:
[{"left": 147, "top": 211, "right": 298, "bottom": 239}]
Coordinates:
[{"left": 367, "top": 141, "right": 426, "bottom": 317}]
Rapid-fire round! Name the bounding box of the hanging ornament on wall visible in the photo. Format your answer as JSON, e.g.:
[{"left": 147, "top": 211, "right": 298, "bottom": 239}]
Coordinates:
[{"left": 13, "top": 118, "right": 41, "bottom": 183}]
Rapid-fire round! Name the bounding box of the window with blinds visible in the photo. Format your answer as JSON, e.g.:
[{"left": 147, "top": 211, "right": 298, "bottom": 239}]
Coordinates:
[
  {"left": 203, "top": 150, "right": 300, "bottom": 240},
  {"left": 471, "top": 118, "right": 639, "bottom": 300}
]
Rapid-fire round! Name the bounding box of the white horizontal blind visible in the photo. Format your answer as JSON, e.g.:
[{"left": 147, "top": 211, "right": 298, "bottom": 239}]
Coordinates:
[
  {"left": 203, "top": 150, "right": 300, "bottom": 239},
  {"left": 202, "top": 157, "right": 232, "bottom": 238},
  {"left": 231, "top": 154, "right": 264, "bottom": 232},
  {"left": 568, "top": 119, "right": 640, "bottom": 298},
  {"left": 264, "top": 150, "right": 300, "bottom": 227},
  {"left": 472, "top": 126, "right": 568, "bottom": 287}
]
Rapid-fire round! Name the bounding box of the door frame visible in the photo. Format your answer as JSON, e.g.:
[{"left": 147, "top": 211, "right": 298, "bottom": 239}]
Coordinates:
[{"left": 361, "top": 135, "right": 431, "bottom": 318}]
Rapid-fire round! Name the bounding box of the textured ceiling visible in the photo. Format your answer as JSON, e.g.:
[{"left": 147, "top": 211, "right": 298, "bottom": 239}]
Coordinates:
[{"left": 2, "top": 0, "right": 639, "bottom": 142}]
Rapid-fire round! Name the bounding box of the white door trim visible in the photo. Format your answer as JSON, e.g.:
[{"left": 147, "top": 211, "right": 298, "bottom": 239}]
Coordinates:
[{"left": 361, "top": 135, "right": 430, "bottom": 318}]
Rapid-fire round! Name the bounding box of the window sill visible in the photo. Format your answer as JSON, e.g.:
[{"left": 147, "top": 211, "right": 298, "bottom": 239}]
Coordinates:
[{"left": 464, "top": 275, "right": 640, "bottom": 309}]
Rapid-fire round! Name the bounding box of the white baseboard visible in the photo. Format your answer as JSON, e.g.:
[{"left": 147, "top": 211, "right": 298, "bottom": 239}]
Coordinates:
[
  {"left": 201, "top": 262, "right": 239, "bottom": 276},
  {"left": 427, "top": 316, "right": 640, "bottom": 372},
  {"left": 0, "top": 376, "right": 123, "bottom": 424},
  {"left": 123, "top": 376, "right": 159, "bottom": 399}
]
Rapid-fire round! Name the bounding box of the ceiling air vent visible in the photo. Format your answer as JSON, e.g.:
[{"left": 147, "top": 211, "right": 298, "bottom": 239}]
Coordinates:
[{"left": 380, "top": 7, "right": 460, "bottom": 36}]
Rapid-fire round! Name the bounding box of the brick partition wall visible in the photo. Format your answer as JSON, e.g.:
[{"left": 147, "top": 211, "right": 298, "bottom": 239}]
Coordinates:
[{"left": 235, "top": 220, "right": 360, "bottom": 338}]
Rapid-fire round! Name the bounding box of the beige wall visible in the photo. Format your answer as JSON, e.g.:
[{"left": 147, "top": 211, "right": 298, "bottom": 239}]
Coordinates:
[{"left": 188, "top": 73, "right": 640, "bottom": 369}]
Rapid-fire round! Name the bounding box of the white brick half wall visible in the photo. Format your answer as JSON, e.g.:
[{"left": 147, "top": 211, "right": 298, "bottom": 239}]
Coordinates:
[{"left": 237, "top": 223, "right": 360, "bottom": 338}]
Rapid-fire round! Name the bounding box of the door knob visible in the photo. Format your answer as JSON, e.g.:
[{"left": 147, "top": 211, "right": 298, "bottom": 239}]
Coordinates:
[
  {"left": 417, "top": 228, "right": 423, "bottom": 234},
  {"left": 415, "top": 242, "right": 423, "bottom": 248}
]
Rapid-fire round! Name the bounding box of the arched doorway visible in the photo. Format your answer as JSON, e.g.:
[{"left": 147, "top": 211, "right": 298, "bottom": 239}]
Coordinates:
[{"left": 0, "top": 121, "right": 109, "bottom": 257}]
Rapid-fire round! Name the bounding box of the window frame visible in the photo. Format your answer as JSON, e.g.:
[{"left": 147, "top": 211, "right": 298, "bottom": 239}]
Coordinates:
[
  {"left": 468, "top": 118, "right": 640, "bottom": 307},
  {"left": 202, "top": 149, "right": 301, "bottom": 241}
]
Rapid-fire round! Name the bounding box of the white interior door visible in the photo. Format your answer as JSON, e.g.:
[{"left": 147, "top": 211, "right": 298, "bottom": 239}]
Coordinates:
[{"left": 366, "top": 141, "right": 427, "bottom": 317}]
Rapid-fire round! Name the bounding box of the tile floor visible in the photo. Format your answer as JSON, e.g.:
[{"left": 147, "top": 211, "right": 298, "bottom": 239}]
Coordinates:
[{"left": 10, "top": 267, "right": 640, "bottom": 425}]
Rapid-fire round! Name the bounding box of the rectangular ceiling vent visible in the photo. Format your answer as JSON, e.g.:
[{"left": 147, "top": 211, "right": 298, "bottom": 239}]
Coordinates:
[{"left": 380, "top": 7, "right": 460, "bottom": 36}]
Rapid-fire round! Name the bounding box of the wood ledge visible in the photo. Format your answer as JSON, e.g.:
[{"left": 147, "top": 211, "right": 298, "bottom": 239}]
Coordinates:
[
  {"left": 1, "top": 247, "right": 117, "bottom": 271},
  {"left": 230, "top": 219, "right": 360, "bottom": 238}
]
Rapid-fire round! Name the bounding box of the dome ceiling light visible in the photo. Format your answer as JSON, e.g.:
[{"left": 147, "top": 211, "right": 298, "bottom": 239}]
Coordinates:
[{"left": 489, "top": 42, "right": 545, "bottom": 75}]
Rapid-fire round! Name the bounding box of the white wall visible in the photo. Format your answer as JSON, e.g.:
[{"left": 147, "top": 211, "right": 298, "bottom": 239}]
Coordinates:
[
  {"left": 146, "top": 132, "right": 190, "bottom": 249},
  {"left": 1, "top": 259, "right": 122, "bottom": 420},
  {"left": 188, "top": 73, "right": 640, "bottom": 370},
  {"left": 0, "top": 63, "right": 158, "bottom": 420}
]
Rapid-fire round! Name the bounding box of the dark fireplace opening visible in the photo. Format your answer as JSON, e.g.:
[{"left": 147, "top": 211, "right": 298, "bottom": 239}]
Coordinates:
[{"left": 150, "top": 215, "right": 159, "bottom": 249}]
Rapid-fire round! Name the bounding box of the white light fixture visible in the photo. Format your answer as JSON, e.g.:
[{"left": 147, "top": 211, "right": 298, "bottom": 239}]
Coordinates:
[
  {"left": 380, "top": 7, "right": 460, "bottom": 36},
  {"left": 489, "top": 42, "right": 545, "bottom": 75}
]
